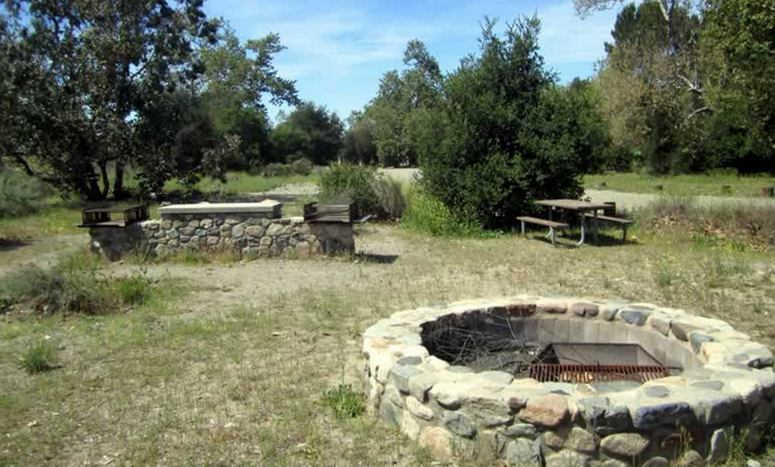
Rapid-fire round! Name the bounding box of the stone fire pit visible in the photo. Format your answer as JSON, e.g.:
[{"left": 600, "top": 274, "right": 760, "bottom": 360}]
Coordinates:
[{"left": 363, "top": 296, "right": 775, "bottom": 466}]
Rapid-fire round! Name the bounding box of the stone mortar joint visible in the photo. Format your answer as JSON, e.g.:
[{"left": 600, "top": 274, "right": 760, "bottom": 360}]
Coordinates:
[{"left": 363, "top": 295, "right": 775, "bottom": 466}]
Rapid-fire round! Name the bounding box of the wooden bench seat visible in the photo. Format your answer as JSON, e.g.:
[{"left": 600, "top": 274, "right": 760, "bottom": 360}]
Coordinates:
[
  {"left": 584, "top": 213, "right": 633, "bottom": 224},
  {"left": 584, "top": 213, "right": 633, "bottom": 242},
  {"left": 517, "top": 216, "right": 569, "bottom": 245}
]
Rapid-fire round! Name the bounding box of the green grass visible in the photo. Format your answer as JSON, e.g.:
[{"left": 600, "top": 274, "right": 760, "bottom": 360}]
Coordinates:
[
  {"left": 115, "top": 272, "right": 154, "bottom": 306},
  {"left": 401, "top": 187, "right": 490, "bottom": 237},
  {"left": 163, "top": 171, "right": 319, "bottom": 195},
  {"left": 19, "top": 340, "right": 57, "bottom": 374},
  {"left": 322, "top": 384, "right": 366, "bottom": 419},
  {"left": 584, "top": 172, "right": 775, "bottom": 197},
  {"left": 0, "top": 197, "right": 82, "bottom": 240}
]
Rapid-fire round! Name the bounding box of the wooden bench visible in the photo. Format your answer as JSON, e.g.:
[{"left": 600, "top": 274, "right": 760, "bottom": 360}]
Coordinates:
[
  {"left": 517, "top": 216, "right": 569, "bottom": 245},
  {"left": 585, "top": 213, "right": 634, "bottom": 242}
]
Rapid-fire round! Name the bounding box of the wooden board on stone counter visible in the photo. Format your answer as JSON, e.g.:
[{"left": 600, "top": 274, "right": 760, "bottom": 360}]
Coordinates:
[{"left": 303, "top": 202, "right": 353, "bottom": 223}]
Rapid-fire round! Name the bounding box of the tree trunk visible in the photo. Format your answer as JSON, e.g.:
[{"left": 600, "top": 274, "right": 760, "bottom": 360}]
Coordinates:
[
  {"left": 76, "top": 173, "right": 106, "bottom": 201},
  {"left": 113, "top": 163, "right": 128, "bottom": 200},
  {"left": 99, "top": 162, "right": 110, "bottom": 199},
  {"left": 12, "top": 154, "right": 36, "bottom": 177}
]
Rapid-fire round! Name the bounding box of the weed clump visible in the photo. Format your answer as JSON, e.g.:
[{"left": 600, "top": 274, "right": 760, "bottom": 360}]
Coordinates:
[
  {"left": 322, "top": 384, "right": 365, "bottom": 419},
  {"left": 115, "top": 272, "right": 154, "bottom": 305},
  {"left": 20, "top": 340, "right": 57, "bottom": 374},
  {"left": 0, "top": 170, "right": 48, "bottom": 218},
  {"left": 0, "top": 254, "right": 156, "bottom": 314},
  {"left": 319, "top": 164, "right": 407, "bottom": 221},
  {"left": 371, "top": 176, "right": 406, "bottom": 220},
  {"left": 638, "top": 196, "right": 775, "bottom": 249},
  {"left": 0, "top": 255, "right": 110, "bottom": 314},
  {"left": 401, "top": 187, "right": 485, "bottom": 237}
]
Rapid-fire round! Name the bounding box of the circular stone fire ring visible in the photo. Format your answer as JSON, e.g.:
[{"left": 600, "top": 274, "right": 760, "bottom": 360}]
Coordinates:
[{"left": 363, "top": 296, "right": 775, "bottom": 466}]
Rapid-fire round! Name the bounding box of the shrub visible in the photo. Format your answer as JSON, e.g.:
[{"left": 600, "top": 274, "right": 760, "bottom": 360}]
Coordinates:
[
  {"left": 0, "top": 253, "right": 141, "bottom": 315},
  {"left": 401, "top": 188, "right": 483, "bottom": 236},
  {"left": 20, "top": 340, "right": 57, "bottom": 374},
  {"left": 319, "top": 163, "right": 379, "bottom": 216},
  {"left": 0, "top": 170, "right": 48, "bottom": 218},
  {"left": 370, "top": 177, "right": 406, "bottom": 220},
  {"left": 637, "top": 196, "right": 775, "bottom": 248},
  {"left": 416, "top": 18, "right": 586, "bottom": 229},
  {"left": 261, "top": 163, "right": 292, "bottom": 177},
  {"left": 115, "top": 272, "right": 153, "bottom": 305},
  {"left": 290, "top": 158, "right": 314, "bottom": 175},
  {"left": 322, "top": 384, "right": 365, "bottom": 419}
]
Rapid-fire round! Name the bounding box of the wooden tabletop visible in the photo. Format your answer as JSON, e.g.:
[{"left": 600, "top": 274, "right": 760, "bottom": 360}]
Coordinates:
[{"left": 534, "top": 199, "right": 610, "bottom": 212}]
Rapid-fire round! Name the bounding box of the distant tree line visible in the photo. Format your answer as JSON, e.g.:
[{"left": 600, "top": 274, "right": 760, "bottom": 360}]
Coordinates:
[
  {"left": 2, "top": 0, "right": 772, "bottom": 204},
  {"left": 578, "top": 0, "right": 775, "bottom": 174},
  {"left": 342, "top": 0, "right": 775, "bottom": 176}
]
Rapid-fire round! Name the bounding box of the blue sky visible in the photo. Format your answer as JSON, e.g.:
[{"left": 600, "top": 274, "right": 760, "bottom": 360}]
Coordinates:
[{"left": 204, "top": 0, "right": 623, "bottom": 121}]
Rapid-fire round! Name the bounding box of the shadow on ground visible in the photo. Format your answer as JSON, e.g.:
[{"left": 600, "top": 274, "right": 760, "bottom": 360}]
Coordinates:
[
  {"left": 526, "top": 230, "right": 639, "bottom": 248},
  {"left": 355, "top": 253, "right": 399, "bottom": 264},
  {"left": 0, "top": 238, "right": 28, "bottom": 251}
]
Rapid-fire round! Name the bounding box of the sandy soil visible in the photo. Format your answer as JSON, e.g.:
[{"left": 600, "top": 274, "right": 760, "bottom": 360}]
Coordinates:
[{"left": 103, "top": 225, "right": 407, "bottom": 314}]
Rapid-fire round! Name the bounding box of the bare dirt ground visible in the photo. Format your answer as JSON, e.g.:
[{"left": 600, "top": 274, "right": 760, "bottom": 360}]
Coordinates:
[{"left": 105, "top": 226, "right": 408, "bottom": 314}]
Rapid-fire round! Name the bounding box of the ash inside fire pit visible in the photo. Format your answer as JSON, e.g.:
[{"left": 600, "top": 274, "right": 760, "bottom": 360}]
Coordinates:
[{"left": 420, "top": 306, "right": 672, "bottom": 383}]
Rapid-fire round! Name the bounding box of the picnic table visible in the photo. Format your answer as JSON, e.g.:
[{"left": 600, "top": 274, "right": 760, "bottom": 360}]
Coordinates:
[{"left": 534, "top": 199, "right": 611, "bottom": 245}]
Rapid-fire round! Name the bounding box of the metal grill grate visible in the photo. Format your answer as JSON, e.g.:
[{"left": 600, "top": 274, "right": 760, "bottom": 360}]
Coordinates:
[{"left": 529, "top": 364, "right": 670, "bottom": 383}]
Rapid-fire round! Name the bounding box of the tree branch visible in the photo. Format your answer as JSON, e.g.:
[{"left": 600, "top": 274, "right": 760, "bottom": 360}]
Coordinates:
[
  {"left": 685, "top": 106, "right": 711, "bottom": 121},
  {"left": 12, "top": 154, "right": 37, "bottom": 177},
  {"left": 676, "top": 74, "right": 703, "bottom": 94}
]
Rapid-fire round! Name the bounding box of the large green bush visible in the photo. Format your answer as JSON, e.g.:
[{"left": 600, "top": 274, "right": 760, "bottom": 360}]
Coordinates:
[
  {"left": 319, "top": 164, "right": 379, "bottom": 217},
  {"left": 416, "top": 18, "right": 588, "bottom": 229},
  {"left": 401, "top": 188, "right": 482, "bottom": 237},
  {"left": 319, "top": 164, "right": 406, "bottom": 220},
  {"left": 370, "top": 177, "right": 406, "bottom": 220},
  {"left": 0, "top": 170, "right": 47, "bottom": 217}
]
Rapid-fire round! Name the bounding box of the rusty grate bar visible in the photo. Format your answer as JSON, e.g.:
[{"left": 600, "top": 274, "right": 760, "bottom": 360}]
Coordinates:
[{"left": 529, "top": 364, "right": 670, "bottom": 383}]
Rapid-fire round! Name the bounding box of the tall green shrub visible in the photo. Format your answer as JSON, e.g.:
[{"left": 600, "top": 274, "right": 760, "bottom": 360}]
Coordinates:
[
  {"left": 417, "top": 18, "right": 587, "bottom": 229},
  {"left": 319, "top": 164, "right": 406, "bottom": 220},
  {"left": 401, "top": 188, "right": 481, "bottom": 237},
  {"left": 0, "top": 170, "right": 47, "bottom": 217},
  {"left": 319, "top": 164, "right": 379, "bottom": 216}
]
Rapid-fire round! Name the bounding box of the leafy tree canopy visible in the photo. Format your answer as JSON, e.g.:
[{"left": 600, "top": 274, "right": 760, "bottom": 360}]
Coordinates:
[
  {"left": 270, "top": 102, "right": 343, "bottom": 165},
  {"left": 199, "top": 27, "right": 299, "bottom": 169},
  {"left": 418, "top": 17, "right": 594, "bottom": 228},
  {"left": 0, "top": 1, "right": 297, "bottom": 199},
  {"left": 363, "top": 40, "right": 442, "bottom": 167},
  {"left": 701, "top": 0, "right": 775, "bottom": 172}
]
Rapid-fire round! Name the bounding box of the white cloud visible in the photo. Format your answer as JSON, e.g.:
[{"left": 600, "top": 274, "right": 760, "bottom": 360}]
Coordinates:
[
  {"left": 208, "top": 1, "right": 443, "bottom": 80},
  {"left": 204, "top": 0, "right": 624, "bottom": 116}
]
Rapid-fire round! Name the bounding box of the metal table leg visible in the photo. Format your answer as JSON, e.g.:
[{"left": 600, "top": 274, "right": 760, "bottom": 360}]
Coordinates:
[
  {"left": 545, "top": 207, "right": 554, "bottom": 238},
  {"left": 576, "top": 214, "right": 586, "bottom": 246},
  {"left": 592, "top": 211, "right": 599, "bottom": 244}
]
